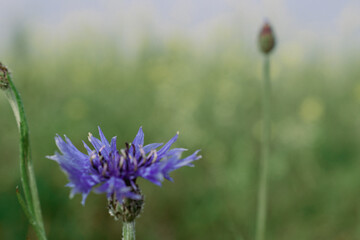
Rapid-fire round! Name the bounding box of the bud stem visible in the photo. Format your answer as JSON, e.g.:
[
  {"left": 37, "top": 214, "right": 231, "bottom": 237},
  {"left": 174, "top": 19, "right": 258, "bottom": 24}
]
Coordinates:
[
  {"left": 256, "top": 56, "right": 271, "bottom": 240},
  {"left": 122, "top": 221, "right": 136, "bottom": 240},
  {"left": 1, "top": 64, "right": 47, "bottom": 240}
]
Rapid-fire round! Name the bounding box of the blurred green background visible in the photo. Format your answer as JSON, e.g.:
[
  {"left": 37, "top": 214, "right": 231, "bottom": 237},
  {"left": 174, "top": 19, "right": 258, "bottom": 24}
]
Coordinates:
[{"left": 1, "top": 3, "right": 360, "bottom": 239}]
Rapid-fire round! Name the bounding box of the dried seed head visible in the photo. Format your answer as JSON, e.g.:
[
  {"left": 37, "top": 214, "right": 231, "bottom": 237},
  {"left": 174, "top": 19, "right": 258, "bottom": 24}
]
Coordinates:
[{"left": 258, "top": 22, "right": 276, "bottom": 54}]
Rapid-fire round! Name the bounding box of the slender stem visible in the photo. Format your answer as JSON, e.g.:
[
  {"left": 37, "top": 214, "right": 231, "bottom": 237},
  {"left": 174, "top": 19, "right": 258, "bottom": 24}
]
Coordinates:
[
  {"left": 255, "top": 56, "right": 271, "bottom": 240},
  {"left": 1, "top": 65, "right": 47, "bottom": 240},
  {"left": 122, "top": 221, "right": 136, "bottom": 240}
]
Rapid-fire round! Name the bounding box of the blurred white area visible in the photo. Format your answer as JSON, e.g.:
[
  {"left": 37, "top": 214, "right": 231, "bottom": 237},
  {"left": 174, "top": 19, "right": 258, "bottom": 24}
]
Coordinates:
[{"left": 0, "top": 0, "right": 359, "bottom": 58}]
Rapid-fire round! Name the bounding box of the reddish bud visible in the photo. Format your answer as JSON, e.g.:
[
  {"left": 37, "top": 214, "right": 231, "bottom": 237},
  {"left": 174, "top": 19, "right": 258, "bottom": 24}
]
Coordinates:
[{"left": 258, "top": 22, "right": 276, "bottom": 54}]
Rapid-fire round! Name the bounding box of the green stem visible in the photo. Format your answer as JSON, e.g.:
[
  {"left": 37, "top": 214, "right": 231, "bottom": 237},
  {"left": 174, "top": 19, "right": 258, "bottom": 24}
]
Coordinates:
[
  {"left": 255, "top": 56, "right": 271, "bottom": 240},
  {"left": 122, "top": 221, "right": 136, "bottom": 240},
  {"left": 1, "top": 65, "right": 47, "bottom": 240}
]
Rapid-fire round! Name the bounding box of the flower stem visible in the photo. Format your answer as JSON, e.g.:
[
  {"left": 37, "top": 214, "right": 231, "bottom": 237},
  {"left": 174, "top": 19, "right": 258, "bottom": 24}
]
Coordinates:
[
  {"left": 122, "top": 221, "right": 136, "bottom": 240},
  {"left": 0, "top": 64, "right": 47, "bottom": 240},
  {"left": 255, "top": 56, "right": 271, "bottom": 240}
]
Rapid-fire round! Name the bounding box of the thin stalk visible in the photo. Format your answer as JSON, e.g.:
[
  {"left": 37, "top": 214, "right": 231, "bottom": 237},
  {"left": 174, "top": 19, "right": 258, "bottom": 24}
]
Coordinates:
[
  {"left": 255, "top": 56, "right": 271, "bottom": 240},
  {"left": 122, "top": 221, "right": 136, "bottom": 240},
  {"left": 1, "top": 65, "right": 47, "bottom": 240}
]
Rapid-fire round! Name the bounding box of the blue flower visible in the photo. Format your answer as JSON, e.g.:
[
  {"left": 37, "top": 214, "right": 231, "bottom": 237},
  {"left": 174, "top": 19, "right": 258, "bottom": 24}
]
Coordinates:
[{"left": 47, "top": 127, "right": 201, "bottom": 205}]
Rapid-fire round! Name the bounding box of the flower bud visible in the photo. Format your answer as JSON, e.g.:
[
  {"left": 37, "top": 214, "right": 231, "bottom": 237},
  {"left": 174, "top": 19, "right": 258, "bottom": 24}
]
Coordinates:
[
  {"left": 258, "top": 22, "right": 276, "bottom": 54},
  {"left": 0, "top": 63, "right": 9, "bottom": 90}
]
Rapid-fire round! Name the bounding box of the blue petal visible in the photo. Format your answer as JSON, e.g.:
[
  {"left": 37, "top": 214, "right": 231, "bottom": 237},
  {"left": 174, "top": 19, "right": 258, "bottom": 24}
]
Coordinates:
[
  {"left": 165, "top": 148, "right": 188, "bottom": 158},
  {"left": 82, "top": 141, "right": 93, "bottom": 155},
  {"left": 142, "top": 143, "right": 163, "bottom": 154},
  {"left": 139, "top": 149, "right": 201, "bottom": 185},
  {"left": 174, "top": 150, "right": 202, "bottom": 169},
  {"left": 110, "top": 136, "right": 117, "bottom": 153},
  {"left": 98, "top": 126, "right": 110, "bottom": 147},
  {"left": 157, "top": 132, "right": 178, "bottom": 158},
  {"left": 122, "top": 191, "right": 142, "bottom": 200},
  {"left": 88, "top": 133, "right": 103, "bottom": 152},
  {"left": 88, "top": 133, "right": 112, "bottom": 158},
  {"left": 132, "top": 127, "right": 144, "bottom": 147},
  {"left": 47, "top": 135, "right": 99, "bottom": 205},
  {"left": 95, "top": 177, "right": 126, "bottom": 198},
  {"left": 52, "top": 135, "right": 89, "bottom": 169},
  {"left": 95, "top": 177, "right": 141, "bottom": 200},
  {"left": 137, "top": 164, "right": 165, "bottom": 186},
  {"left": 81, "top": 192, "right": 90, "bottom": 206}
]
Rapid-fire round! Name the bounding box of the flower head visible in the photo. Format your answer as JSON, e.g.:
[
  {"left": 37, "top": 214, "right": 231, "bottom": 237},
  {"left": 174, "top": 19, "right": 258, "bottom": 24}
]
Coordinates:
[{"left": 48, "top": 127, "right": 201, "bottom": 220}]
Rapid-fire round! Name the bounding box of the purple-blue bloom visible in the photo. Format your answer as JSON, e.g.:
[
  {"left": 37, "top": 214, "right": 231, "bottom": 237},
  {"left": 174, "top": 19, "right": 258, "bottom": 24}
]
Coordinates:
[{"left": 47, "top": 127, "right": 201, "bottom": 205}]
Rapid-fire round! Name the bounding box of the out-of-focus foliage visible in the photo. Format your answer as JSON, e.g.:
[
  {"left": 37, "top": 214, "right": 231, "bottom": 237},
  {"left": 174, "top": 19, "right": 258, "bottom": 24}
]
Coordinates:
[{"left": 0, "top": 28, "right": 360, "bottom": 240}]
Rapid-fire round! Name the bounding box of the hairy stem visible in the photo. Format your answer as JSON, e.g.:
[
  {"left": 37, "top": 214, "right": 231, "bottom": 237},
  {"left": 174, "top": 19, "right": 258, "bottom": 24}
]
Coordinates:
[
  {"left": 122, "top": 221, "right": 136, "bottom": 240},
  {"left": 255, "top": 56, "right": 271, "bottom": 240},
  {"left": 1, "top": 64, "right": 47, "bottom": 240}
]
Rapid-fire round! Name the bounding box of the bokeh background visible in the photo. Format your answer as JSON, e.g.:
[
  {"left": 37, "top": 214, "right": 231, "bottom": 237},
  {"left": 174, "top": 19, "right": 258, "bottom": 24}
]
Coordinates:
[{"left": 1, "top": 0, "right": 360, "bottom": 239}]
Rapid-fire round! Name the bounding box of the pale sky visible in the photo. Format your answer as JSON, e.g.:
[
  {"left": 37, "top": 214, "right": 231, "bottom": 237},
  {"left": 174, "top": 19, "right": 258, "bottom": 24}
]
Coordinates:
[{"left": 0, "top": 0, "right": 359, "bottom": 58}]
